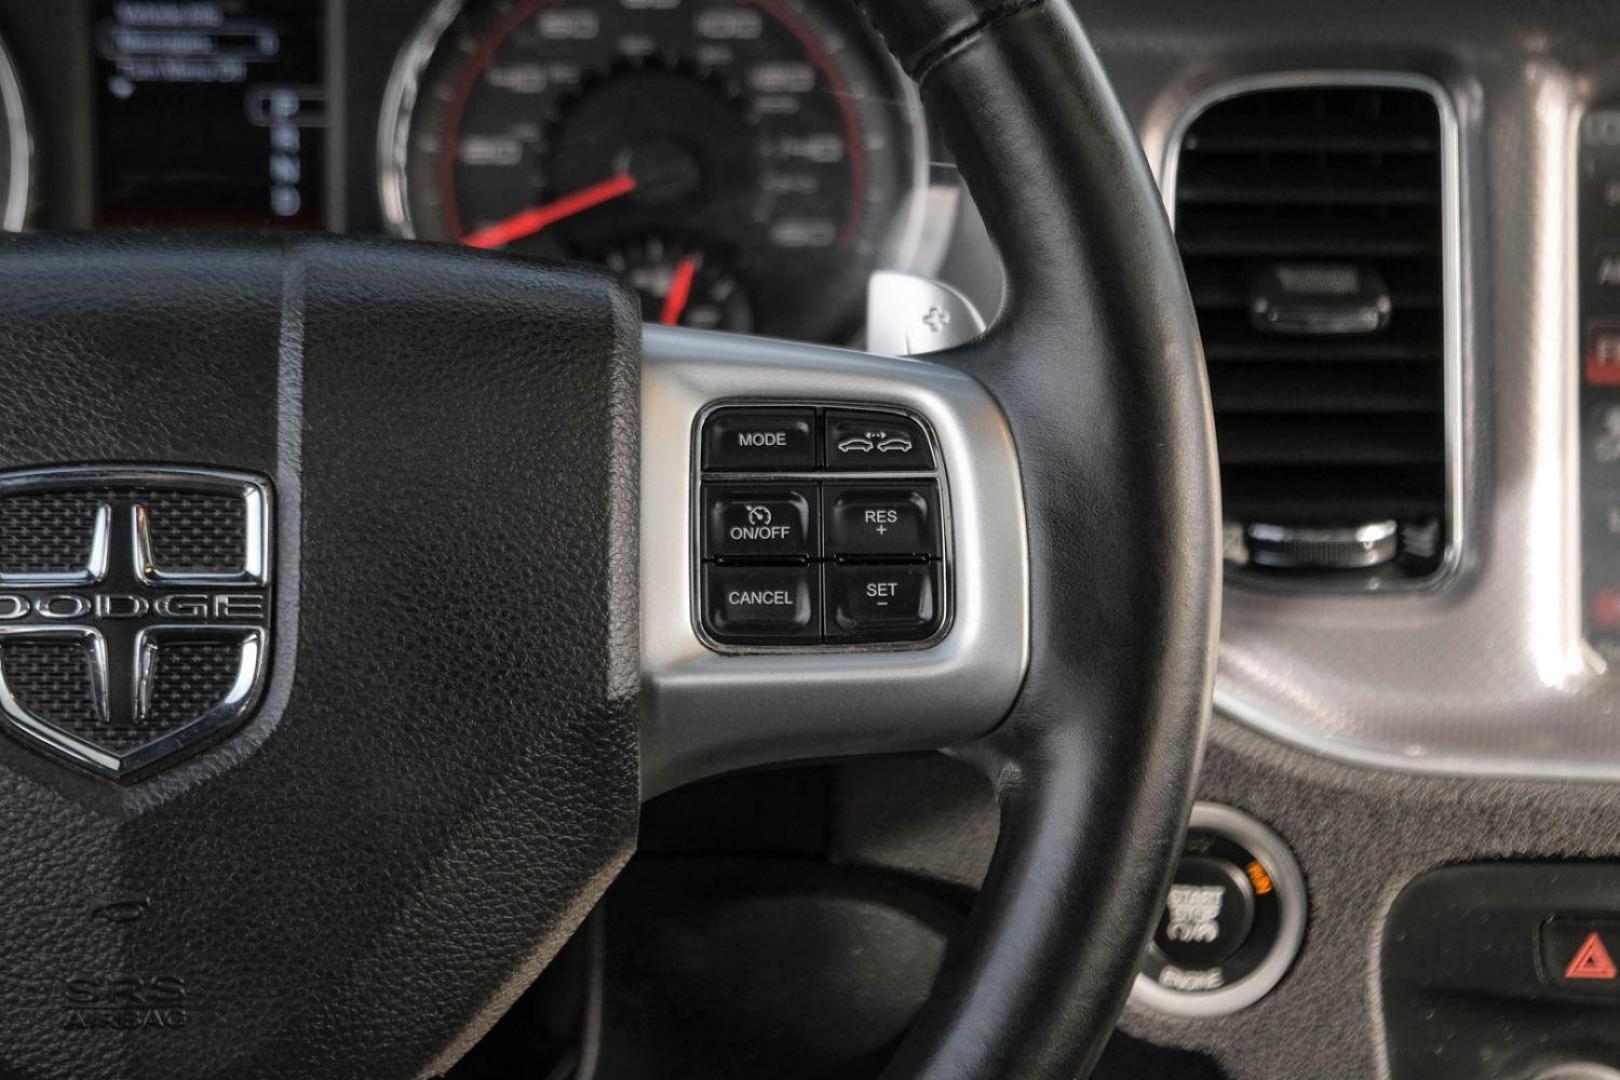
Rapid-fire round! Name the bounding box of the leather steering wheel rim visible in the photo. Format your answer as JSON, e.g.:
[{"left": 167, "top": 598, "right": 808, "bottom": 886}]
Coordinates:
[{"left": 859, "top": 2, "right": 1220, "bottom": 1076}]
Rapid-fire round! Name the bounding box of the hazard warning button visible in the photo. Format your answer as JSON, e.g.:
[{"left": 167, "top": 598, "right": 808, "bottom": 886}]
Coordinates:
[{"left": 1541, "top": 919, "right": 1620, "bottom": 994}]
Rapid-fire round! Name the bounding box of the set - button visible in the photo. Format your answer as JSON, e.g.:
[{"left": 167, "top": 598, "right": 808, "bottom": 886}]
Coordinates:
[
  {"left": 698, "top": 405, "right": 947, "bottom": 648},
  {"left": 825, "top": 563, "right": 938, "bottom": 641}
]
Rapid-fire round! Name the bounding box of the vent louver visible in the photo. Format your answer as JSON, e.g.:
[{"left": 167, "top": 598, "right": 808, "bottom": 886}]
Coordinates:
[{"left": 1171, "top": 83, "right": 1450, "bottom": 583}]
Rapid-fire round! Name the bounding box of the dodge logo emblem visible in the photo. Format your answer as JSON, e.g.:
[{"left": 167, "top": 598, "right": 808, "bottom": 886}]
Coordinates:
[{"left": 0, "top": 467, "right": 272, "bottom": 780}]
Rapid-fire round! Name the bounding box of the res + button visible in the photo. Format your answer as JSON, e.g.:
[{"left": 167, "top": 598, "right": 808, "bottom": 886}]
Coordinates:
[{"left": 825, "top": 484, "right": 940, "bottom": 558}]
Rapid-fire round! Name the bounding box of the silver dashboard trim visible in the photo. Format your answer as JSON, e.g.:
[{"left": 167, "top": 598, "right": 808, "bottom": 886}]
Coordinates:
[
  {"left": 1142, "top": 71, "right": 1620, "bottom": 782},
  {"left": 1160, "top": 71, "right": 1465, "bottom": 595},
  {"left": 1209, "top": 76, "right": 1605, "bottom": 782},
  {"left": 0, "top": 29, "right": 30, "bottom": 232},
  {"left": 1525, "top": 1067, "right": 1620, "bottom": 1080},
  {"left": 375, "top": 0, "right": 461, "bottom": 241},
  {"left": 639, "top": 324, "right": 1029, "bottom": 798}
]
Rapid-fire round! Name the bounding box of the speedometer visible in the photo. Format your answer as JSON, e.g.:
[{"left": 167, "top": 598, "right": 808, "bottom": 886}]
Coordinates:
[
  {"left": 379, "top": 0, "right": 934, "bottom": 342},
  {"left": 0, "top": 31, "right": 31, "bottom": 232}
]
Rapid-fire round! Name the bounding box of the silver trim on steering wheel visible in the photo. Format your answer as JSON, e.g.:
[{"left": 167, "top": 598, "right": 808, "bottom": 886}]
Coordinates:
[{"left": 639, "top": 324, "right": 1029, "bottom": 797}]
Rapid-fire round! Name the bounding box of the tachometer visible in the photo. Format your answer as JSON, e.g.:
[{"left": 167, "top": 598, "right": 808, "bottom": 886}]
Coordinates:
[
  {"left": 0, "top": 31, "right": 30, "bottom": 232},
  {"left": 379, "top": 0, "right": 933, "bottom": 342}
]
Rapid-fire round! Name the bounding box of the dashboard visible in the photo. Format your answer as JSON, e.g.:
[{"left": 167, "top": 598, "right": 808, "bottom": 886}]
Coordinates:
[{"left": 0, "top": 0, "right": 975, "bottom": 345}]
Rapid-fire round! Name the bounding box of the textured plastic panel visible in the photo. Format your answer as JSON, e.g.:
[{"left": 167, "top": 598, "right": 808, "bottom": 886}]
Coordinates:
[
  {"left": 0, "top": 641, "right": 100, "bottom": 741},
  {"left": 142, "top": 491, "right": 247, "bottom": 571},
  {"left": 144, "top": 640, "right": 247, "bottom": 729},
  {"left": 0, "top": 492, "right": 100, "bottom": 574}
]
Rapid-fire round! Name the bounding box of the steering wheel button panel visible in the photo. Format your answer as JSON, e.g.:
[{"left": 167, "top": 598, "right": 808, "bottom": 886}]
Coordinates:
[
  {"left": 824, "top": 484, "right": 940, "bottom": 559},
  {"left": 826, "top": 563, "right": 939, "bottom": 642},
  {"left": 702, "top": 564, "right": 820, "bottom": 644},
  {"left": 693, "top": 401, "right": 950, "bottom": 651},
  {"left": 825, "top": 410, "right": 935, "bottom": 471},
  {"left": 644, "top": 323, "right": 1032, "bottom": 789},
  {"left": 703, "top": 485, "right": 818, "bottom": 561},
  {"left": 701, "top": 407, "right": 816, "bottom": 471}
]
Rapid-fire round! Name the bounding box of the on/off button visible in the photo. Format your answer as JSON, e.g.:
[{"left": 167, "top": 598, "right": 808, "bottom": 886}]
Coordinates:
[
  {"left": 702, "top": 408, "right": 817, "bottom": 471},
  {"left": 703, "top": 485, "right": 817, "bottom": 559}
]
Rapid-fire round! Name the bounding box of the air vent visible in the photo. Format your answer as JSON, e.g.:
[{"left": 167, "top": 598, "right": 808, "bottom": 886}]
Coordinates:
[{"left": 1170, "top": 83, "right": 1452, "bottom": 584}]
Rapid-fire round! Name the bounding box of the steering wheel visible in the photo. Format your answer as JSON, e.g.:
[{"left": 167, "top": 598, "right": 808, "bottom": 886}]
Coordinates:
[{"left": 0, "top": 1, "right": 1216, "bottom": 1077}]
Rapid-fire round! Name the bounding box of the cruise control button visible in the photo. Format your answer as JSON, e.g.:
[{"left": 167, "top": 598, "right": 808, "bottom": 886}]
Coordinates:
[
  {"left": 703, "top": 564, "right": 819, "bottom": 643},
  {"left": 703, "top": 408, "right": 816, "bottom": 471},
  {"left": 825, "top": 563, "right": 938, "bottom": 641},
  {"left": 703, "top": 485, "right": 816, "bottom": 560},
  {"left": 825, "top": 484, "right": 940, "bottom": 557},
  {"left": 825, "top": 410, "right": 933, "bottom": 470}
]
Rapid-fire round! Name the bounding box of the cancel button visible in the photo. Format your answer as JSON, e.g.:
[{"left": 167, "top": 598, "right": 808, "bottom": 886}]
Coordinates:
[{"left": 703, "top": 565, "right": 819, "bottom": 644}]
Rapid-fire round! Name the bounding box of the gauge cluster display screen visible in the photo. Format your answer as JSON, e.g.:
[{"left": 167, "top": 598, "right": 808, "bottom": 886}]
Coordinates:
[
  {"left": 93, "top": 0, "right": 326, "bottom": 228},
  {"left": 381, "top": 0, "right": 929, "bottom": 343}
]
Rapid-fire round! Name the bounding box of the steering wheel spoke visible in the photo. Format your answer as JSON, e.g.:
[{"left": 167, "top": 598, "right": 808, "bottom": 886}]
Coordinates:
[{"left": 639, "top": 323, "right": 1029, "bottom": 797}]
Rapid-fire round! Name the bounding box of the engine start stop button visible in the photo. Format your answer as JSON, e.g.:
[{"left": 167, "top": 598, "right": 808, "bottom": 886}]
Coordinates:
[
  {"left": 1133, "top": 802, "right": 1307, "bottom": 1016},
  {"left": 1154, "top": 854, "right": 1258, "bottom": 970}
]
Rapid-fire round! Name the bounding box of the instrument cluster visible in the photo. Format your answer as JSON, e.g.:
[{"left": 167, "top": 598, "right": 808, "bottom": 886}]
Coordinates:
[{"left": 0, "top": 0, "right": 961, "bottom": 344}]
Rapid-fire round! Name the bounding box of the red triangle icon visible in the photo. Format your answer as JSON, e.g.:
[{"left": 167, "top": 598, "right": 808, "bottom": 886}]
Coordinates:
[{"left": 1564, "top": 932, "right": 1619, "bottom": 980}]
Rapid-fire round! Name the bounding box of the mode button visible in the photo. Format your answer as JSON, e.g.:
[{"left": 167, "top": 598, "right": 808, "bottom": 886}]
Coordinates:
[{"left": 703, "top": 408, "right": 816, "bottom": 471}]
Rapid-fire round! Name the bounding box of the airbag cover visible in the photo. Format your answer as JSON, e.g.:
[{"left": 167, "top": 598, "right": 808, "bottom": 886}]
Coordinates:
[{"left": 0, "top": 236, "right": 642, "bottom": 1080}]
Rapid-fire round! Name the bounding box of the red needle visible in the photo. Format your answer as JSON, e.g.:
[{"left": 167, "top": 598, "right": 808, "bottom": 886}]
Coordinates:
[
  {"left": 461, "top": 174, "right": 637, "bottom": 249},
  {"left": 659, "top": 255, "right": 700, "bottom": 326}
]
